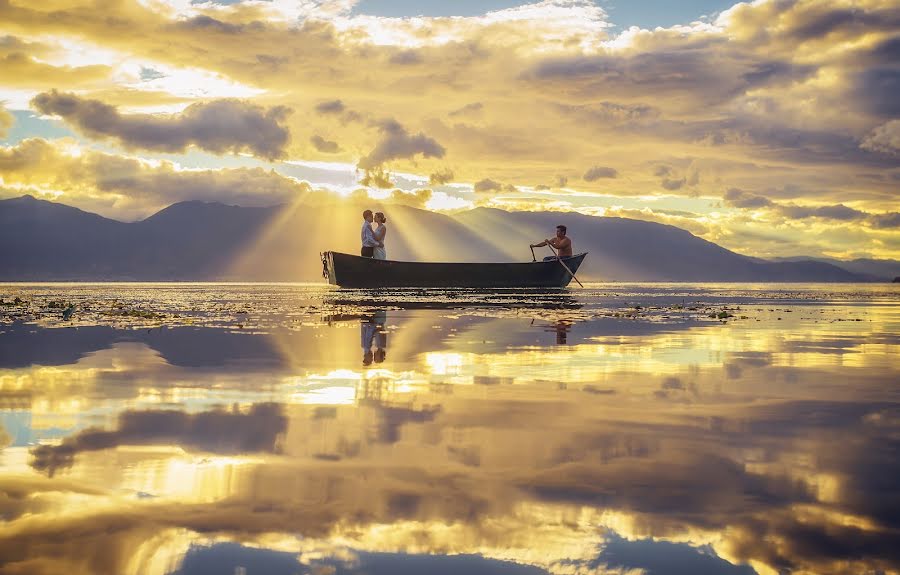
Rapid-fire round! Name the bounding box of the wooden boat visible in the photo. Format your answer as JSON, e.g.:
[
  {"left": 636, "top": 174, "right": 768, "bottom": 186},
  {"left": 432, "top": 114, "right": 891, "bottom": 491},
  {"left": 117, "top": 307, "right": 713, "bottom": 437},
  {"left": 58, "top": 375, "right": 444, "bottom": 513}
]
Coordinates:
[{"left": 321, "top": 251, "right": 587, "bottom": 288}]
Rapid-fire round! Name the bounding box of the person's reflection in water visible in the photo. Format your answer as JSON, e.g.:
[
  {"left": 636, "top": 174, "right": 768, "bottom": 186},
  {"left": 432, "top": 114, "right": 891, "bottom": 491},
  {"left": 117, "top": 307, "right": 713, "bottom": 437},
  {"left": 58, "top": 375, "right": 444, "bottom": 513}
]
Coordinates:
[
  {"left": 374, "top": 310, "right": 387, "bottom": 363},
  {"left": 361, "top": 317, "right": 376, "bottom": 366},
  {"left": 361, "top": 310, "right": 388, "bottom": 366},
  {"left": 553, "top": 319, "right": 572, "bottom": 345}
]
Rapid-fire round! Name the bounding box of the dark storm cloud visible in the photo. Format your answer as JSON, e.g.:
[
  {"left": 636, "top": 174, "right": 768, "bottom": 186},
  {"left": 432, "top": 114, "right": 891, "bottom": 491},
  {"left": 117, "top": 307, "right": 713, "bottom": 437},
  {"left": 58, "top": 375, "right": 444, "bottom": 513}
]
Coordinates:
[
  {"left": 310, "top": 134, "right": 341, "bottom": 153},
  {"left": 583, "top": 166, "right": 618, "bottom": 181},
  {"left": 31, "top": 91, "right": 292, "bottom": 160},
  {"left": 357, "top": 118, "right": 445, "bottom": 170}
]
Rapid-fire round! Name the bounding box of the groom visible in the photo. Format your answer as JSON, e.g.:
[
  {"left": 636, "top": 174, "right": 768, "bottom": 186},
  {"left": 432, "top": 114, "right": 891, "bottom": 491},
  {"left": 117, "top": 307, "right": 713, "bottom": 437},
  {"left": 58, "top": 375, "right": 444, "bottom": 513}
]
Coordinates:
[{"left": 360, "top": 209, "right": 379, "bottom": 257}]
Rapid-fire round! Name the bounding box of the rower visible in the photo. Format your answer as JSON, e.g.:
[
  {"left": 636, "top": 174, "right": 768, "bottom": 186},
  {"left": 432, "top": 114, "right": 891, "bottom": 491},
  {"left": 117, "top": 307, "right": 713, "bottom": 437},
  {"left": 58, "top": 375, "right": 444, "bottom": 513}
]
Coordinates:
[{"left": 530, "top": 225, "right": 572, "bottom": 260}]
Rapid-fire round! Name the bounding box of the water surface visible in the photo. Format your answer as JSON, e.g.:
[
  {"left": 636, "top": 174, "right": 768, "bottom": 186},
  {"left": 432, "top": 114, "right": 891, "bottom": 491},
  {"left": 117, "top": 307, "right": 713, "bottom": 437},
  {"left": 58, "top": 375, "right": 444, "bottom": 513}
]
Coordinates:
[{"left": 1, "top": 283, "right": 898, "bottom": 575}]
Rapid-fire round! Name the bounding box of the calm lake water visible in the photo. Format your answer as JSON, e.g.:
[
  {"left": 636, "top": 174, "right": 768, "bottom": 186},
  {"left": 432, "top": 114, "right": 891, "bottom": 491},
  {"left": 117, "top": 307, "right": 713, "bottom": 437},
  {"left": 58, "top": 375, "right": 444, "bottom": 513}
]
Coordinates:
[{"left": 1, "top": 283, "right": 898, "bottom": 575}]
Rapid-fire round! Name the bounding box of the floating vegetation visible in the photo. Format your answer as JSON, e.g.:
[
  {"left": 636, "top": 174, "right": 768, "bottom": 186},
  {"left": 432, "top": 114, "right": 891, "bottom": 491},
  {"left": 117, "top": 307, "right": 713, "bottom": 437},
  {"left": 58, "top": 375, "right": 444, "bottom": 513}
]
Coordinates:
[
  {"left": 0, "top": 283, "right": 892, "bottom": 331},
  {"left": 104, "top": 308, "right": 167, "bottom": 320}
]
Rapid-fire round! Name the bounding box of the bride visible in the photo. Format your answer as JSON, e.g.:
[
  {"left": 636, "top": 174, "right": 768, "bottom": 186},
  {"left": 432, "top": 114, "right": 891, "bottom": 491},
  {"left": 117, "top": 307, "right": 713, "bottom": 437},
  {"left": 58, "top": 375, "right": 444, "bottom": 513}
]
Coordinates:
[{"left": 373, "top": 212, "right": 387, "bottom": 260}]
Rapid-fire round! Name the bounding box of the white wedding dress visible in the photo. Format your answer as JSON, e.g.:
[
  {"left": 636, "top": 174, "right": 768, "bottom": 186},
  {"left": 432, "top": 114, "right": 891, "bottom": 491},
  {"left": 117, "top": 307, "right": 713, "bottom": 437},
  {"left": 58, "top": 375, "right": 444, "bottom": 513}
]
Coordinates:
[{"left": 373, "top": 224, "right": 387, "bottom": 260}]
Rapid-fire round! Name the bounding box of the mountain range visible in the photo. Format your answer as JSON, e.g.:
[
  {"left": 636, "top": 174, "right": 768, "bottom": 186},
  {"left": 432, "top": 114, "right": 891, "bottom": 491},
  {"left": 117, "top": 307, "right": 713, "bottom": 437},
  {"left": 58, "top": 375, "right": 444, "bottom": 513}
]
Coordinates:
[{"left": 1, "top": 195, "right": 895, "bottom": 282}]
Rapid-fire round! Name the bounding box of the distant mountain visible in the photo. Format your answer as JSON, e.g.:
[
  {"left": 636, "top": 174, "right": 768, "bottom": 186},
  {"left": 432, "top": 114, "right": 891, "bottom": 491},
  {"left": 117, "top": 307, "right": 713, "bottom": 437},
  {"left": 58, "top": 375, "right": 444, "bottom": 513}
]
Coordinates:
[
  {"left": 0, "top": 196, "right": 873, "bottom": 282},
  {"left": 454, "top": 208, "right": 867, "bottom": 282},
  {"left": 768, "top": 256, "right": 900, "bottom": 282}
]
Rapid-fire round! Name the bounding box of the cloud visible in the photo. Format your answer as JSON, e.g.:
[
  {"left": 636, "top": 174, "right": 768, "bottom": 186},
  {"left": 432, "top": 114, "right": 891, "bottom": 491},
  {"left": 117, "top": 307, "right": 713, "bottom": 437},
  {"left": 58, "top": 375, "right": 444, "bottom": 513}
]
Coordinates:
[
  {"left": 429, "top": 168, "right": 454, "bottom": 185},
  {"left": 473, "top": 178, "right": 502, "bottom": 193},
  {"left": 389, "top": 50, "right": 422, "bottom": 65},
  {"left": 854, "top": 68, "right": 900, "bottom": 118},
  {"left": 449, "top": 102, "right": 483, "bottom": 117},
  {"left": 389, "top": 187, "right": 432, "bottom": 209},
  {"left": 0, "top": 138, "right": 310, "bottom": 219},
  {"left": 583, "top": 166, "right": 618, "bottom": 181},
  {"left": 723, "top": 188, "right": 773, "bottom": 209},
  {"left": 315, "top": 99, "right": 345, "bottom": 115},
  {"left": 778, "top": 203, "right": 866, "bottom": 221},
  {"left": 360, "top": 165, "right": 393, "bottom": 189},
  {"left": 174, "top": 14, "right": 246, "bottom": 35},
  {"left": 31, "top": 403, "right": 288, "bottom": 476},
  {"left": 0, "top": 0, "right": 896, "bottom": 259},
  {"left": 861, "top": 120, "right": 900, "bottom": 156},
  {"left": 315, "top": 99, "right": 362, "bottom": 125},
  {"left": 310, "top": 134, "right": 341, "bottom": 153},
  {"left": 869, "top": 212, "right": 900, "bottom": 229},
  {"left": 661, "top": 177, "right": 686, "bottom": 191},
  {"left": 357, "top": 119, "right": 445, "bottom": 170},
  {"left": 0, "top": 35, "right": 110, "bottom": 90},
  {"left": 723, "top": 187, "right": 899, "bottom": 229},
  {"left": 0, "top": 105, "right": 12, "bottom": 138},
  {"left": 532, "top": 175, "right": 570, "bottom": 191},
  {"left": 31, "top": 91, "right": 292, "bottom": 160}
]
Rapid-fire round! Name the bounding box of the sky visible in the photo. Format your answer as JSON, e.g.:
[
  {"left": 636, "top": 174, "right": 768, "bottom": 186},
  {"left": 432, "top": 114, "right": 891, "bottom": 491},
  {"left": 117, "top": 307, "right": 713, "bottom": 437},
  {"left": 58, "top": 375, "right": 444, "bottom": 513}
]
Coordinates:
[{"left": 0, "top": 0, "right": 898, "bottom": 260}]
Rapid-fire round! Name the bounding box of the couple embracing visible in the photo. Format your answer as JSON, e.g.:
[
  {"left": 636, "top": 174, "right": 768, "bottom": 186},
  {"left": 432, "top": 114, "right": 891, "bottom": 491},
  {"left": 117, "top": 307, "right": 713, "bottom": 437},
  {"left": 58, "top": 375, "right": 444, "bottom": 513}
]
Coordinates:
[{"left": 360, "top": 209, "right": 388, "bottom": 259}]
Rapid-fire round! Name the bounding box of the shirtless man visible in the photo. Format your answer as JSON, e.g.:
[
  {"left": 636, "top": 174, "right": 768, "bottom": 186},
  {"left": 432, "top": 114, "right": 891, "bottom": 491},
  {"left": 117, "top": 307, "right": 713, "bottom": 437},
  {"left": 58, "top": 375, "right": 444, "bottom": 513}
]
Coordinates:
[{"left": 531, "top": 225, "right": 573, "bottom": 259}]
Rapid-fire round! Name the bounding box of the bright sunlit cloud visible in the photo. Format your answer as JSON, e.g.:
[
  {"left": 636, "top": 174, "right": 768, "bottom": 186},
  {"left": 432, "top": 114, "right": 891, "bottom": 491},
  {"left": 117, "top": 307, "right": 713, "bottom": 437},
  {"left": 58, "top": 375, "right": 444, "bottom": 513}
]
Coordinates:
[{"left": 0, "top": 0, "right": 897, "bottom": 259}]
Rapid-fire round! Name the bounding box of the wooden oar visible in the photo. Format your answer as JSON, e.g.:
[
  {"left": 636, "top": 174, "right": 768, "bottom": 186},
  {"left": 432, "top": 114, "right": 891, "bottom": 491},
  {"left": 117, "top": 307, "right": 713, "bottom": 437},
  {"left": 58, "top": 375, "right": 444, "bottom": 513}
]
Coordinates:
[{"left": 543, "top": 239, "right": 584, "bottom": 288}]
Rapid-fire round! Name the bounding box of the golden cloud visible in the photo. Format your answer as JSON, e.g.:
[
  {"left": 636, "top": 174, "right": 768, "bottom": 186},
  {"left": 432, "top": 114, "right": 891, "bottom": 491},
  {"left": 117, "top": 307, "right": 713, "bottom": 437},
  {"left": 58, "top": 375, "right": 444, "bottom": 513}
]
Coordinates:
[
  {"left": 0, "top": 0, "right": 895, "bottom": 257},
  {"left": 31, "top": 91, "right": 292, "bottom": 160},
  {"left": 0, "top": 138, "right": 310, "bottom": 218}
]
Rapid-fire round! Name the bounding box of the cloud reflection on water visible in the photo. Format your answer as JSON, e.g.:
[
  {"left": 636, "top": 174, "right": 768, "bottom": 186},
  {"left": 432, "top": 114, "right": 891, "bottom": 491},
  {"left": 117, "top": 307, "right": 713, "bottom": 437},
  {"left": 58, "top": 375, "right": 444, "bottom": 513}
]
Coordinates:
[{"left": 0, "top": 286, "right": 898, "bottom": 575}]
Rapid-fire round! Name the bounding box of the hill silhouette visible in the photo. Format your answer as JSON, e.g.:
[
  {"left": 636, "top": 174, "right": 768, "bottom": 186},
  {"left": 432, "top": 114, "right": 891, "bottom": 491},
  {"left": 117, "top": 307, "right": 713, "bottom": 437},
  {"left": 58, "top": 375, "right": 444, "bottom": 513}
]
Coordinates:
[{"left": 0, "top": 195, "right": 870, "bottom": 282}]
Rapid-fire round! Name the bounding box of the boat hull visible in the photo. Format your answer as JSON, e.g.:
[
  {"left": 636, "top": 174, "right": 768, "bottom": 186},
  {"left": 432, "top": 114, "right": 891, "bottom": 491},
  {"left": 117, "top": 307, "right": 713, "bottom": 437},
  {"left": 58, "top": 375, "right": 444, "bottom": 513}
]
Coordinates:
[{"left": 323, "top": 252, "right": 587, "bottom": 288}]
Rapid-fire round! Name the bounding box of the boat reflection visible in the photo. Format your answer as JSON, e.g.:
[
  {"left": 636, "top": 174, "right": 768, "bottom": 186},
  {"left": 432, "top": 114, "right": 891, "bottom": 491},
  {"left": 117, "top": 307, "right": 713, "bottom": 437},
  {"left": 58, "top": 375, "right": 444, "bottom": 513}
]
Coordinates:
[{"left": 324, "top": 287, "right": 583, "bottom": 311}]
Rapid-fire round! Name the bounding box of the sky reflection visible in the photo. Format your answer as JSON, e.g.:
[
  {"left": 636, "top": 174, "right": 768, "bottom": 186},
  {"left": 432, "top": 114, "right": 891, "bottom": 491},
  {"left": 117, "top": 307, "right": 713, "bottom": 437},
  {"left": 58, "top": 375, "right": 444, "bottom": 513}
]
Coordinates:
[{"left": 0, "top": 284, "right": 898, "bottom": 575}]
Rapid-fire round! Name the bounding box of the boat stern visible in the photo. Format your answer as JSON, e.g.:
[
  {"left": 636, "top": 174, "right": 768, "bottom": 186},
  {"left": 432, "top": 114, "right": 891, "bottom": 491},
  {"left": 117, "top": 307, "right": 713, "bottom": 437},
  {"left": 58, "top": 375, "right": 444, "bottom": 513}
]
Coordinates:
[{"left": 321, "top": 251, "right": 338, "bottom": 285}]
